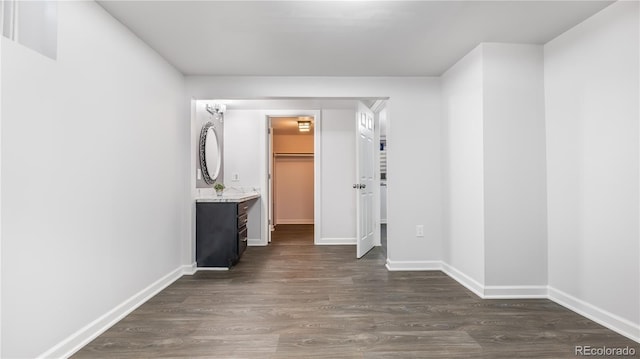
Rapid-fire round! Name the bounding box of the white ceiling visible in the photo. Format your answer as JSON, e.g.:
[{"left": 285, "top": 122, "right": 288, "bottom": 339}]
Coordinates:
[{"left": 98, "top": 0, "right": 613, "bottom": 76}]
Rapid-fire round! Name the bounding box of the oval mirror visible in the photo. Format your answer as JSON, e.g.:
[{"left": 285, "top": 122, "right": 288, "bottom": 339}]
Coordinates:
[{"left": 199, "top": 122, "right": 221, "bottom": 184}]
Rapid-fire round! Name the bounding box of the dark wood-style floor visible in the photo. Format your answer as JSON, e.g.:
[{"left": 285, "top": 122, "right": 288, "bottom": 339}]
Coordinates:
[{"left": 75, "top": 225, "right": 638, "bottom": 358}]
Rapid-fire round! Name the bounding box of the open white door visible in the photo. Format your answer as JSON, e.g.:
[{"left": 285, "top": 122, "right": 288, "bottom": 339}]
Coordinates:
[{"left": 355, "top": 102, "right": 375, "bottom": 258}]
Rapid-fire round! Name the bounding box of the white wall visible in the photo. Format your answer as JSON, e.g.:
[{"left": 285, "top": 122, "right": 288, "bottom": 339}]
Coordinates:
[
  {"left": 223, "top": 110, "right": 264, "bottom": 191},
  {"left": 0, "top": 11, "right": 3, "bottom": 355},
  {"left": 14, "top": 0, "right": 58, "bottom": 59},
  {"left": 185, "top": 77, "right": 443, "bottom": 265},
  {"left": 320, "top": 109, "right": 356, "bottom": 242},
  {"left": 1, "top": 2, "right": 188, "bottom": 357},
  {"left": 442, "top": 45, "right": 486, "bottom": 286},
  {"left": 273, "top": 134, "right": 314, "bottom": 153},
  {"left": 220, "top": 109, "right": 265, "bottom": 242},
  {"left": 545, "top": 0, "right": 639, "bottom": 339},
  {"left": 273, "top": 131, "right": 314, "bottom": 224},
  {"left": 442, "top": 43, "right": 547, "bottom": 294},
  {"left": 274, "top": 157, "right": 314, "bottom": 224},
  {"left": 482, "top": 43, "right": 547, "bottom": 288}
]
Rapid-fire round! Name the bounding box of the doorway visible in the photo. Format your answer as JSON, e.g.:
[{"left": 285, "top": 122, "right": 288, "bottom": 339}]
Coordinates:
[{"left": 269, "top": 116, "right": 315, "bottom": 244}]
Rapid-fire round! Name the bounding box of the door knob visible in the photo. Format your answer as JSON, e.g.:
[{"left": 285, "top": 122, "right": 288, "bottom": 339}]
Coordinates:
[
  {"left": 361, "top": 184, "right": 366, "bottom": 189},
  {"left": 353, "top": 184, "right": 358, "bottom": 188}
]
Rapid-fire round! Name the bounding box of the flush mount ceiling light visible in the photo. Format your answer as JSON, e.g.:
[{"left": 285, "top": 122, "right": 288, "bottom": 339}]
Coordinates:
[{"left": 298, "top": 120, "right": 311, "bottom": 132}]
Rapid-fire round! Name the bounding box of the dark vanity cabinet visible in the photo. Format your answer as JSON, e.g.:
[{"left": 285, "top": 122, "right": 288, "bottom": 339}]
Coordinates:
[{"left": 196, "top": 200, "right": 250, "bottom": 268}]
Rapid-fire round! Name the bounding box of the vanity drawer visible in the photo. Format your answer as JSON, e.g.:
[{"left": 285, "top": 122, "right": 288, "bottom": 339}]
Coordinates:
[
  {"left": 238, "top": 226, "right": 248, "bottom": 256},
  {"left": 238, "top": 201, "right": 250, "bottom": 216},
  {"left": 238, "top": 212, "right": 248, "bottom": 228}
]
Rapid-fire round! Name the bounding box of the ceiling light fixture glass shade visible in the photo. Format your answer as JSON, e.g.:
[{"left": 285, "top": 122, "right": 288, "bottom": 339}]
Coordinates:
[{"left": 298, "top": 121, "right": 311, "bottom": 132}]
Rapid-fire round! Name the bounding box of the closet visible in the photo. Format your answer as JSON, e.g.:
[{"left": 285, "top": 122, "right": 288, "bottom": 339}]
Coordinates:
[{"left": 271, "top": 117, "right": 315, "bottom": 226}]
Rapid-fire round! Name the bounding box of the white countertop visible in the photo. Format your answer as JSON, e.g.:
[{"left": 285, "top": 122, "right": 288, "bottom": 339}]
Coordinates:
[{"left": 196, "top": 191, "right": 260, "bottom": 203}]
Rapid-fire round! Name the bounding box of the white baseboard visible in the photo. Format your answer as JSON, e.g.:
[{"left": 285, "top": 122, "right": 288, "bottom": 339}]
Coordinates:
[
  {"left": 248, "top": 238, "right": 267, "bottom": 246},
  {"left": 276, "top": 219, "right": 314, "bottom": 225},
  {"left": 181, "top": 262, "right": 197, "bottom": 275},
  {"left": 548, "top": 286, "right": 640, "bottom": 343},
  {"left": 196, "top": 267, "right": 229, "bottom": 271},
  {"left": 381, "top": 261, "right": 639, "bottom": 342},
  {"left": 440, "top": 262, "right": 484, "bottom": 298},
  {"left": 315, "top": 237, "right": 356, "bottom": 245},
  {"left": 385, "top": 259, "right": 442, "bottom": 271},
  {"left": 38, "top": 266, "right": 186, "bottom": 359},
  {"left": 484, "top": 285, "right": 548, "bottom": 299}
]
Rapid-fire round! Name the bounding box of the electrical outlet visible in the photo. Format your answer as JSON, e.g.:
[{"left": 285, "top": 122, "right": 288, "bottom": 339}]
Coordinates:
[
  {"left": 416, "top": 225, "right": 424, "bottom": 237},
  {"left": 232, "top": 173, "right": 240, "bottom": 182}
]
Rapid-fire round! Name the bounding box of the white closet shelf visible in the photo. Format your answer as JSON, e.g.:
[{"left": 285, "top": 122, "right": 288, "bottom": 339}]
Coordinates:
[{"left": 274, "top": 153, "right": 314, "bottom": 157}]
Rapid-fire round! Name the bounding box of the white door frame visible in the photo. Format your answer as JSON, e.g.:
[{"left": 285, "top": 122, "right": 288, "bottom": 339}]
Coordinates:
[{"left": 263, "top": 110, "right": 321, "bottom": 245}]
